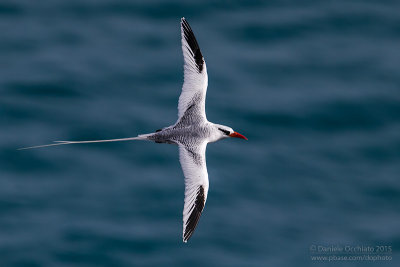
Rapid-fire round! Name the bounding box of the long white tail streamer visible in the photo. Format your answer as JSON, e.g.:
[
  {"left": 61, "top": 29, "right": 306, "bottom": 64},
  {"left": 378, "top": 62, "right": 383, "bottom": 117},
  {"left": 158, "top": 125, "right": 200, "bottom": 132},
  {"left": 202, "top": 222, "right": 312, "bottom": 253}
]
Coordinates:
[{"left": 18, "top": 134, "right": 152, "bottom": 150}]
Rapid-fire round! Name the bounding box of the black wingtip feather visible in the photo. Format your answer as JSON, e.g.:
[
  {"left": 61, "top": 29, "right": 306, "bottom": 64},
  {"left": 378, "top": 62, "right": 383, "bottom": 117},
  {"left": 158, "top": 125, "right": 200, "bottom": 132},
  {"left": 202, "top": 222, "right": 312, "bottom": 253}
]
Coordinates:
[
  {"left": 181, "top": 18, "right": 204, "bottom": 73},
  {"left": 183, "top": 185, "right": 205, "bottom": 242}
]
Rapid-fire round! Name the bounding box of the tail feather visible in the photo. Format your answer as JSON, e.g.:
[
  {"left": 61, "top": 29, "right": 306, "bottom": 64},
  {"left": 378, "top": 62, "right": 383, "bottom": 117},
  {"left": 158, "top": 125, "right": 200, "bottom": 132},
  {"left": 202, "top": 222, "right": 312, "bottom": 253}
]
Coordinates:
[{"left": 18, "top": 133, "right": 154, "bottom": 150}]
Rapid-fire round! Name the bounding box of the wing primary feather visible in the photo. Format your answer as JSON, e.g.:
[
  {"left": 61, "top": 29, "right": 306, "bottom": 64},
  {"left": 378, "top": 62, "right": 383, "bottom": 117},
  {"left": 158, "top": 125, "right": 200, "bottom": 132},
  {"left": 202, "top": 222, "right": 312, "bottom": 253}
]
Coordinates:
[
  {"left": 183, "top": 185, "right": 205, "bottom": 242},
  {"left": 181, "top": 18, "right": 204, "bottom": 73}
]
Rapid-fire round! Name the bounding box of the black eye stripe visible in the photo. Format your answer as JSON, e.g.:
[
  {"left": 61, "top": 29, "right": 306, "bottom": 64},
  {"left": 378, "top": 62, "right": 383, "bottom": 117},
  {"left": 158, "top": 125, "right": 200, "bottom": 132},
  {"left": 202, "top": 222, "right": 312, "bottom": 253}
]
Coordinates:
[{"left": 218, "top": 128, "right": 230, "bottom": 135}]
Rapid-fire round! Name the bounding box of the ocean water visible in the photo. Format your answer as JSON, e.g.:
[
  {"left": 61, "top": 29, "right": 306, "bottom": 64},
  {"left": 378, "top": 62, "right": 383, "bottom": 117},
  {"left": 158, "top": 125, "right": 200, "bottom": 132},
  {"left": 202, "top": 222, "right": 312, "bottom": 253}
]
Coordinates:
[{"left": 1, "top": 0, "right": 399, "bottom": 266}]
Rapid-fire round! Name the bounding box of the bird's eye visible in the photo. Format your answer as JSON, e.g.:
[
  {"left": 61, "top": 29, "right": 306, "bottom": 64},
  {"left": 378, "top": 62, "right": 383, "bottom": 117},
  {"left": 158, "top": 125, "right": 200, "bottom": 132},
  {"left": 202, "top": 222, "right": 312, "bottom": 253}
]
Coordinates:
[{"left": 218, "top": 128, "right": 230, "bottom": 135}]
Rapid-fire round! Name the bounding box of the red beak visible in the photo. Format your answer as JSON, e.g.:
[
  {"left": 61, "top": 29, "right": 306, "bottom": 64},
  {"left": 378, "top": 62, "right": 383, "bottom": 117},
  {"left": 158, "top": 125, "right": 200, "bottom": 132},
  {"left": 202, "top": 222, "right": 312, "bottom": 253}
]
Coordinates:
[{"left": 229, "top": 131, "right": 248, "bottom": 140}]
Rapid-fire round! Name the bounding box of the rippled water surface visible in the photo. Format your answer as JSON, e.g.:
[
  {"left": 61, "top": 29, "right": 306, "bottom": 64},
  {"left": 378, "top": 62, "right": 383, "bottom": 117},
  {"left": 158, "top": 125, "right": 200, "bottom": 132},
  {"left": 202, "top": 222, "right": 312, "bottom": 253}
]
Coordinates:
[{"left": 1, "top": 1, "right": 399, "bottom": 266}]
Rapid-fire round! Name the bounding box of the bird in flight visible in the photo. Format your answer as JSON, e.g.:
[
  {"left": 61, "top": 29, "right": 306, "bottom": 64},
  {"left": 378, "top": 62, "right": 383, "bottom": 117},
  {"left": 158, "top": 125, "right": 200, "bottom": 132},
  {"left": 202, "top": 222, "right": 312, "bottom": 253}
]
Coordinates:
[{"left": 20, "top": 18, "right": 247, "bottom": 242}]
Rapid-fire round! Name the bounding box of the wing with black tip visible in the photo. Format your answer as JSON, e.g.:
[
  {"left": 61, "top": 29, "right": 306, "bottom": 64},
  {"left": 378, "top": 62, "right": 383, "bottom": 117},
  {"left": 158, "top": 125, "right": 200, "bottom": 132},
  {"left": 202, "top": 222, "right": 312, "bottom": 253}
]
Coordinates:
[
  {"left": 178, "top": 142, "right": 209, "bottom": 242},
  {"left": 177, "top": 18, "right": 208, "bottom": 127}
]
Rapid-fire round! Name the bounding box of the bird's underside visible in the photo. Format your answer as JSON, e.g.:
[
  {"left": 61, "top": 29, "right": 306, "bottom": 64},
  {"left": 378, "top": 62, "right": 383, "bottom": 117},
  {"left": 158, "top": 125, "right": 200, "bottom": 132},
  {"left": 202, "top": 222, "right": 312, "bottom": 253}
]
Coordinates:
[{"left": 19, "top": 18, "right": 247, "bottom": 243}]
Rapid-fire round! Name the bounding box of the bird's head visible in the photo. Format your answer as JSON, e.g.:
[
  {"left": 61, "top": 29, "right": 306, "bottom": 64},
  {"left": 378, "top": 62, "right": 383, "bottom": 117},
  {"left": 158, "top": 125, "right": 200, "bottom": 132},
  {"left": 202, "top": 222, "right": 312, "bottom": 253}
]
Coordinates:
[{"left": 212, "top": 124, "right": 248, "bottom": 142}]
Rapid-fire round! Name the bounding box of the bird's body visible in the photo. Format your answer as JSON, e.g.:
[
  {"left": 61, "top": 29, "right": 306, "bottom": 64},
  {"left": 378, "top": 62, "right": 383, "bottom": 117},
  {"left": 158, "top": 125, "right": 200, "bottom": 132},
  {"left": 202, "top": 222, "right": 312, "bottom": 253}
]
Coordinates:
[
  {"left": 148, "top": 123, "right": 225, "bottom": 145},
  {"left": 20, "top": 18, "right": 247, "bottom": 242}
]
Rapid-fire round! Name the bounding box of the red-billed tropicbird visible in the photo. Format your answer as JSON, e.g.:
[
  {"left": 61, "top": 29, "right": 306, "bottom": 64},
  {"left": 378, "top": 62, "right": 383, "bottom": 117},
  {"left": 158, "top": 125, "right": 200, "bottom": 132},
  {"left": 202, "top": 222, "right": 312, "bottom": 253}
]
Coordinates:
[{"left": 20, "top": 18, "right": 247, "bottom": 242}]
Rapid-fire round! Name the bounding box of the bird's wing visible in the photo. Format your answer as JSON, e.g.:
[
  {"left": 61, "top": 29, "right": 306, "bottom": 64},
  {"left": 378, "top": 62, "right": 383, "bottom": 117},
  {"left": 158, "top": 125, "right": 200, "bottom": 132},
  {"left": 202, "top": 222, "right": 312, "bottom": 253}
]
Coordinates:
[
  {"left": 176, "top": 18, "right": 208, "bottom": 127},
  {"left": 178, "top": 142, "right": 209, "bottom": 242}
]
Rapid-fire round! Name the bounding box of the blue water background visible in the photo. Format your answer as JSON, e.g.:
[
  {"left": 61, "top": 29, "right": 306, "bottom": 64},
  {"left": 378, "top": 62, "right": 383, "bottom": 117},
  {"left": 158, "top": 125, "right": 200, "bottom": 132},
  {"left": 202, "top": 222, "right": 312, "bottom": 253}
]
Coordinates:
[{"left": 1, "top": 0, "right": 400, "bottom": 266}]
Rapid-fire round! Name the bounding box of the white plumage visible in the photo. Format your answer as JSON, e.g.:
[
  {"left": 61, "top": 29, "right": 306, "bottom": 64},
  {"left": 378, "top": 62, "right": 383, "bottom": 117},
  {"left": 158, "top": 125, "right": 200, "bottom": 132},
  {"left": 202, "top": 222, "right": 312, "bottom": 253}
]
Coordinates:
[{"left": 19, "top": 17, "right": 247, "bottom": 243}]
